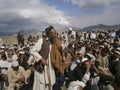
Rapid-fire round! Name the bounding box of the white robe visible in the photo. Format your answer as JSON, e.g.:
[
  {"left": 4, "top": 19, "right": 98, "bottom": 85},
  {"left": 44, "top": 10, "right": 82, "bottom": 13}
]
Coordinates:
[
  {"left": 0, "top": 60, "right": 11, "bottom": 74},
  {"left": 68, "top": 80, "right": 85, "bottom": 90},
  {"left": 68, "top": 72, "right": 90, "bottom": 90},
  {"left": 30, "top": 38, "right": 56, "bottom": 90}
]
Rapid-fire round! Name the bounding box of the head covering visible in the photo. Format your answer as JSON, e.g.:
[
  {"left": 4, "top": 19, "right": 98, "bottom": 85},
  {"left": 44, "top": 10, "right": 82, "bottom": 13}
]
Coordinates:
[
  {"left": 12, "top": 55, "right": 18, "bottom": 61},
  {"left": 26, "top": 44, "right": 30, "bottom": 47},
  {"left": 104, "top": 42, "right": 108, "bottom": 45},
  {"left": 19, "top": 51, "right": 25, "bottom": 54},
  {"left": 87, "top": 53, "right": 96, "bottom": 62},
  {"left": 11, "top": 61, "right": 19, "bottom": 67},
  {"left": 76, "top": 51, "right": 82, "bottom": 54},
  {"left": 81, "top": 58, "right": 88, "bottom": 62},
  {"left": 0, "top": 46, "right": 5, "bottom": 49},
  {"left": 0, "top": 49, "right": 4, "bottom": 52},
  {"left": 116, "top": 47, "right": 120, "bottom": 52},
  {"left": 114, "top": 50, "right": 120, "bottom": 55},
  {"left": 99, "top": 45, "right": 104, "bottom": 48}
]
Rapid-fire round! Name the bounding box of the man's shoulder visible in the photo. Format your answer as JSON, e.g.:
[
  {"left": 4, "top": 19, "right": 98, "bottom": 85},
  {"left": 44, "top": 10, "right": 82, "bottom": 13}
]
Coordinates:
[
  {"left": 37, "top": 38, "right": 43, "bottom": 43},
  {"left": 19, "top": 66, "right": 25, "bottom": 70}
]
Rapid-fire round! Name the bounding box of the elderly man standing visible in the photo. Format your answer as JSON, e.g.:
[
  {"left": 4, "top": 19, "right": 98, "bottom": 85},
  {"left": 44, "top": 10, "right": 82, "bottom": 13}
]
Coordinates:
[{"left": 30, "top": 25, "right": 66, "bottom": 90}]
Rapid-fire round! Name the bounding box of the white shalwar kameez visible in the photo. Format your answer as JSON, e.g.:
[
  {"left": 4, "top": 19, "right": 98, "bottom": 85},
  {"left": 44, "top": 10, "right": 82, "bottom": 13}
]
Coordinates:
[{"left": 30, "top": 38, "right": 56, "bottom": 90}]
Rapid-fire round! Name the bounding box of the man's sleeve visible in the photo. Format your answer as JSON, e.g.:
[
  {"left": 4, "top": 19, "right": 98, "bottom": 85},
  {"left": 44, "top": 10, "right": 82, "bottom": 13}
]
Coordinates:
[{"left": 30, "top": 38, "right": 43, "bottom": 62}]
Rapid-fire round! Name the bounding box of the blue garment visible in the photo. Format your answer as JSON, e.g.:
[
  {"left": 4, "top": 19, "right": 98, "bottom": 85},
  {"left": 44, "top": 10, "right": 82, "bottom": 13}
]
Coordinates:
[{"left": 53, "top": 71, "right": 65, "bottom": 90}]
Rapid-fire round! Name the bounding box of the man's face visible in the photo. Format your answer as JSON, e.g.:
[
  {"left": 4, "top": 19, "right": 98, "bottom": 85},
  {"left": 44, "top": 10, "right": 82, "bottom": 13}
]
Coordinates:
[
  {"left": 12, "top": 66, "right": 19, "bottom": 71},
  {"left": 84, "top": 60, "right": 91, "bottom": 65},
  {"left": 114, "top": 53, "right": 120, "bottom": 58},
  {"left": 49, "top": 29, "right": 57, "bottom": 38},
  {"left": 101, "top": 51, "right": 108, "bottom": 57}
]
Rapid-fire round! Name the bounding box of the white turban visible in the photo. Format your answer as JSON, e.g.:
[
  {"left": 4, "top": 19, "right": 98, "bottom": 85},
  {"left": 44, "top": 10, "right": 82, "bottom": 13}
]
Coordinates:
[{"left": 11, "top": 61, "right": 19, "bottom": 67}]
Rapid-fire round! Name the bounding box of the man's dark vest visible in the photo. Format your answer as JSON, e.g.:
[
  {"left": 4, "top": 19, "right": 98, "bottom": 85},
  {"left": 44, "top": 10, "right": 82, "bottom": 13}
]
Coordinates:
[
  {"left": 34, "top": 38, "right": 50, "bottom": 73},
  {"left": 38, "top": 38, "right": 50, "bottom": 60}
]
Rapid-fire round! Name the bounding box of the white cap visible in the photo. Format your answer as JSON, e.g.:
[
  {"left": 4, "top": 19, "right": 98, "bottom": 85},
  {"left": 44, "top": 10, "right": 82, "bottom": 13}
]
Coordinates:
[
  {"left": 11, "top": 61, "right": 19, "bottom": 67},
  {"left": 26, "top": 44, "right": 30, "bottom": 47},
  {"left": 81, "top": 58, "right": 88, "bottom": 62},
  {"left": 8, "top": 47, "right": 14, "bottom": 50},
  {"left": 0, "top": 46, "right": 5, "bottom": 49},
  {"left": 87, "top": 53, "right": 96, "bottom": 62},
  {"left": 99, "top": 45, "right": 104, "bottom": 48},
  {"left": 114, "top": 51, "right": 120, "bottom": 55},
  {"left": 87, "top": 53, "right": 92, "bottom": 57},
  {"left": 104, "top": 42, "right": 108, "bottom": 45},
  {"left": 116, "top": 47, "right": 120, "bottom": 51},
  {"left": 19, "top": 51, "right": 25, "bottom": 54},
  {"left": 76, "top": 51, "right": 82, "bottom": 54},
  {"left": 0, "top": 49, "right": 4, "bottom": 52},
  {"left": 12, "top": 55, "right": 18, "bottom": 61}
]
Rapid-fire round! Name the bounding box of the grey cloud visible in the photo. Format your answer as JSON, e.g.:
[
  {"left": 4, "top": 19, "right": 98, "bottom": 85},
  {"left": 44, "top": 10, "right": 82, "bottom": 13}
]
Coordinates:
[
  {"left": 70, "top": 0, "right": 120, "bottom": 9},
  {"left": 0, "top": 0, "right": 70, "bottom": 33},
  {"left": 70, "top": 3, "right": 120, "bottom": 28}
]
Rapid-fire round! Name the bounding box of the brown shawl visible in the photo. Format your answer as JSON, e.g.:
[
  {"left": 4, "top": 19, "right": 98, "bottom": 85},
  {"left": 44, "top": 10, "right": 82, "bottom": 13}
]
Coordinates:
[{"left": 50, "top": 37, "right": 65, "bottom": 74}]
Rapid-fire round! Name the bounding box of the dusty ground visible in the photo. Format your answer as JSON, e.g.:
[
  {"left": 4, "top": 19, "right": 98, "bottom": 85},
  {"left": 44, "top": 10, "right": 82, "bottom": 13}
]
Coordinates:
[
  {"left": 1, "top": 35, "right": 19, "bottom": 46},
  {"left": 0, "top": 32, "right": 42, "bottom": 46}
]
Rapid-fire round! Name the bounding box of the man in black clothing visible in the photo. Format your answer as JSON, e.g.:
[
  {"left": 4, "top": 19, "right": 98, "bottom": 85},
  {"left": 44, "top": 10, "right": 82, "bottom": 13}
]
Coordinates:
[{"left": 110, "top": 50, "right": 120, "bottom": 90}]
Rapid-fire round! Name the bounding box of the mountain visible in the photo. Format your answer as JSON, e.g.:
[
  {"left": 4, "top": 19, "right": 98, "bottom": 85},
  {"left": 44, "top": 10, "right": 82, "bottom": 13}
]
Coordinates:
[
  {"left": 82, "top": 24, "right": 120, "bottom": 31},
  {"left": 0, "top": 24, "right": 120, "bottom": 36},
  {"left": 0, "top": 29, "right": 40, "bottom": 36},
  {"left": 69, "top": 24, "right": 120, "bottom": 32},
  {"left": 18, "top": 29, "right": 40, "bottom": 35},
  {"left": 0, "top": 32, "right": 14, "bottom": 36}
]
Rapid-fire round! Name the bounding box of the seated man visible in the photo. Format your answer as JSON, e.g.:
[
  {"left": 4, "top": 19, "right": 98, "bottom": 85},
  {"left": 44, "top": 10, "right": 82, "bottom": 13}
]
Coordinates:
[
  {"left": 67, "top": 57, "right": 92, "bottom": 90},
  {"left": 8, "top": 61, "right": 27, "bottom": 90}
]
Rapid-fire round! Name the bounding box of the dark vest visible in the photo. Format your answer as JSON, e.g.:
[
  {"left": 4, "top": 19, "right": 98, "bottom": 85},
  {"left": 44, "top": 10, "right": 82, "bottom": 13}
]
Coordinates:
[
  {"left": 34, "top": 38, "right": 50, "bottom": 73},
  {"left": 38, "top": 38, "right": 50, "bottom": 60}
]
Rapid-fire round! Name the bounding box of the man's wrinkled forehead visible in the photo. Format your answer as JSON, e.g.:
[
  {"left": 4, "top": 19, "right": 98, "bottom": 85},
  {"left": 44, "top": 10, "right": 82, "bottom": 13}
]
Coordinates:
[{"left": 50, "top": 28, "right": 56, "bottom": 33}]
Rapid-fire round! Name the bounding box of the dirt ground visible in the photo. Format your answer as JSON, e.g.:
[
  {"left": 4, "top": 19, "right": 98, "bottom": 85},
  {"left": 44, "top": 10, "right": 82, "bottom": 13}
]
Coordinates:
[{"left": 0, "top": 32, "right": 42, "bottom": 46}]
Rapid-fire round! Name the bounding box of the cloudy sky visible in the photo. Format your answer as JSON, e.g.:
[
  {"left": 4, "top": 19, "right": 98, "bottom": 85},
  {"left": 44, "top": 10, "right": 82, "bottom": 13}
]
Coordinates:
[{"left": 0, "top": 0, "right": 120, "bottom": 32}]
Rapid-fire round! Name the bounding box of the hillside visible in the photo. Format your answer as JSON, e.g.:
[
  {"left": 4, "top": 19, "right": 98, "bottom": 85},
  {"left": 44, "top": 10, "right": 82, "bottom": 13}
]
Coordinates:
[
  {"left": 82, "top": 24, "right": 120, "bottom": 31},
  {"left": 0, "top": 29, "right": 40, "bottom": 36}
]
